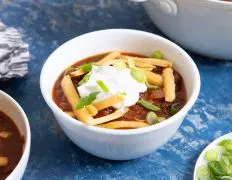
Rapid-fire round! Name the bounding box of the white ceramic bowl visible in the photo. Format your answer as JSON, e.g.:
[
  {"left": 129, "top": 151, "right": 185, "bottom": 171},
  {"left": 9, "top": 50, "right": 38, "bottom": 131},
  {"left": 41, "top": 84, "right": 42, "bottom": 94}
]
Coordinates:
[
  {"left": 132, "top": 0, "right": 232, "bottom": 60},
  {"left": 193, "top": 133, "right": 232, "bottom": 180},
  {"left": 40, "top": 29, "right": 200, "bottom": 160},
  {"left": 0, "top": 90, "right": 31, "bottom": 180}
]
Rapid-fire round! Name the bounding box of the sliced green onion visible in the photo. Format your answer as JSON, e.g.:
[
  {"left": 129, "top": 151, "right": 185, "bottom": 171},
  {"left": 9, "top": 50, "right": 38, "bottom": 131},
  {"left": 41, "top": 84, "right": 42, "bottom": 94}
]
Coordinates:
[
  {"left": 76, "top": 91, "right": 99, "bottom": 109},
  {"left": 156, "top": 117, "right": 166, "bottom": 122},
  {"left": 208, "top": 161, "right": 227, "bottom": 176},
  {"left": 96, "top": 80, "right": 109, "bottom": 92},
  {"left": 197, "top": 165, "right": 210, "bottom": 178},
  {"left": 224, "top": 164, "right": 232, "bottom": 177},
  {"left": 145, "top": 81, "right": 159, "bottom": 90},
  {"left": 225, "top": 143, "right": 232, "bottom": 153},
  {"left": 78, "top": 74, "right": 90, "bottom": 86},
  {"left": 79, "top": 63, "right": 93, "bottom": 72},
  {"left": 223, "top": 165, "right": 232, "bottom": 177},
  {"left": 130, "top": 68, "right": 146, "bottom": 84},
  {"left": 63, "top": 67, "right": 77, "bottom": 76},
  {"left": 219, "top": 176, "right": 232, "bottom": 180},
  {"left": 137, "top": 99, "right": 160, "bottom": 111},
  {"left": 151, "top": 50, "right": 164, "bottom": 59},
  {"left": 226, "top": 153, "right": 232, "bottom": 164},
  {"left": 146, "top": 112, "right": 165, "bottom": 125},
  {"left": 198, "top": 139, "right": 232, "bottom": 179},
  {"left": 221, "top": 154, "right": 231, "bottom": 166},
  {"left": 169, "top": 103, "right": 181, "bottom": 115},
  {"left": 205, "top": 150, "right": 218, "bottom": 162},
  {"left": 146, "top": 112, "right": 158, "bottom": 125},
  {"left": 219, "top": 140, "right": 232, "bottom": 146},
  {"left": 113, "top": 61, "right": 126, "bottom": 70}
]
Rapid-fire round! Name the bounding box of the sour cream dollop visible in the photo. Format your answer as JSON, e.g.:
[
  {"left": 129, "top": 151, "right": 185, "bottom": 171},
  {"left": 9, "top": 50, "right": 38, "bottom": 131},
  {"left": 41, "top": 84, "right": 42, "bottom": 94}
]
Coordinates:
[{"left": 77, "top": 65, "right": 147, "bottom": 109}]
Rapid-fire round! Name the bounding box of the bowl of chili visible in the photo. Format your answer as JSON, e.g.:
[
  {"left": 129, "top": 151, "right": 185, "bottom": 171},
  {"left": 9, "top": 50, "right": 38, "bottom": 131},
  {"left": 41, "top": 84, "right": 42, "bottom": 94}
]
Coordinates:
[
  {"left": 0, "top": 91, "right": 31, "bottom": 180},
  {"left": 40, "top": 29, "right": 200, "bottom": 160}
]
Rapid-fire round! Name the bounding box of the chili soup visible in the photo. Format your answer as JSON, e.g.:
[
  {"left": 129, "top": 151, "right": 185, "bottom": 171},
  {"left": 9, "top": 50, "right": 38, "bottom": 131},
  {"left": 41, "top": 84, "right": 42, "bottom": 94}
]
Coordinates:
[
  {"left": 53, "top": 51, "right": 187, "bottom": 130},
  {"left": 0, "top": 111, "right": 24, "bottom": 180}
]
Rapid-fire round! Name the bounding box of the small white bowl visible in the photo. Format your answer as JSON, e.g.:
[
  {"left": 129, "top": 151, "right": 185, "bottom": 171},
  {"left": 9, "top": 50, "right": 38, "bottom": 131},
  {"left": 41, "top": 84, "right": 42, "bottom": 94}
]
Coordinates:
[
  {"left": 0, "top": 91, "right": 31, "bottom": 180},
  {"left": 40, "top": 29, "right": 200, "bottom": 160},
  {"left": 194, "top": 132, "right": 232, "bottom": 180}
]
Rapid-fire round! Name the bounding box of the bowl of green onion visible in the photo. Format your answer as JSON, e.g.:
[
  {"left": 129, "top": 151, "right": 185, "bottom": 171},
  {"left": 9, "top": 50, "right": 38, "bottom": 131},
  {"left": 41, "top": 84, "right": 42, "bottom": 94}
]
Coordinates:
[{"left": 194, "top": 132, "right": 232, "bottom": 180}]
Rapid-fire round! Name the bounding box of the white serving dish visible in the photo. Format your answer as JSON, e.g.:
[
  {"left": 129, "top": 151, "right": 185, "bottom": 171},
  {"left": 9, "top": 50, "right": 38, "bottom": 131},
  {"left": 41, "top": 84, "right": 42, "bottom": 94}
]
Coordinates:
[
  {"left": 0, "top": 90, "right": 31, "bottom": 180},
  {"left": 40, "top": 29, "right": 200, "bottom": 160},
  {"left": 132, "top": 0, "right": 232, "bottom": 60},
  {"left": 194, "top": 132, "right": 232, "bottom": 180}
]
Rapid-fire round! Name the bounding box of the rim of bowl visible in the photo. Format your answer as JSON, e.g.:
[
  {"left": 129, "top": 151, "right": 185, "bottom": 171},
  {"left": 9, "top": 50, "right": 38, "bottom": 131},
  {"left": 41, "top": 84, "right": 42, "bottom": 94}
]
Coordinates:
[
  {"left": 137, "top": 0, "right": 232, "bottom": 4},
  {"left": 193, "top": 132, "right": 232, "bottom": 180},
  {"left": 40, "top": 29, "right": 201, "bottom": 136},
  {"left": 205, "top": 0, "right": 232, "bottom": 5},
  {"left": 192, "top": 0, "right": 232, "bottom": 8},
  {"left": 0, "top": 91, "right": 31, "bottom": 180}
]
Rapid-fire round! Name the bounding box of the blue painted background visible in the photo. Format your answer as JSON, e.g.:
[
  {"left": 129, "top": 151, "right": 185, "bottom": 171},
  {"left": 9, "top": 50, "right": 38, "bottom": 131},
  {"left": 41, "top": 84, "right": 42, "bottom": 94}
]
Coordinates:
[{"left": 0, "top": 0, "right": 231, "bottom": 179}]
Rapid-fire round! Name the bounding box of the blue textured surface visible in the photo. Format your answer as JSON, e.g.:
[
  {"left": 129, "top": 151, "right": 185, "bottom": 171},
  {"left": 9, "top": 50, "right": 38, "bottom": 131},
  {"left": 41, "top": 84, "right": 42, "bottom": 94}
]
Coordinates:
[{"left": 0, "top": 1, "right": 232, "bottom": 179}]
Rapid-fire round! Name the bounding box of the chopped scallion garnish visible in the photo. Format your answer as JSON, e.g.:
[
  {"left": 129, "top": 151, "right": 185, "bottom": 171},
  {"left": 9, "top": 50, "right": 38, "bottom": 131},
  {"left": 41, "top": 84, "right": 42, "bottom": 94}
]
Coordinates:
[
  {"left": 197, "top": 138, "right": 232, "bottom": 180},
  {"left": 145, "top": 81, "right": 159, "bottom": 90},
  {"left": 219, "top": 140, "right": 232, "bottom": 146},
  {"left": 205, "top": 150, "right": 218, "bottom": 162},
  {"left": 156, "top": 117, "right": 166, "bottom": 122},
  {"left": 96, "top": 80, "right": 109, "bottom": 92},
  {"left": 130, "top": 68, "right": 146, "bottom": 84},
  {"left": 208, "top": 161, "right": 227, "bottom": 176},
  {"left": 146, "top": 112, "right": 158, "bottom": 125},
  {"left": 79, "top": 63, "right": 93, "bottom": 72},
  {"left": 221, "top": 154, "right": 231, "bottom": 166},
  {"left": 76, "top": 91, "right": 99, "bottom": 109},
  {"left": 78, "top": 74, "right": 90, "bottom": 86},
  {"left": 197, "top": 165, "right": 210, "bottom": 178},
  {"left": 113, "top": 61, "right": 126, "bottom": 70},
  {"left": 151, "top": 50, "right": 164, "bottom": 59},
  {"left": 137, "top": 99, "right": 160, "bottom": 111},
  {"left": 225, "top": 143, "right": 232, "bottom": 153},
  {"left": 169, "top": 103, "right": 181, "bottom": 115}
]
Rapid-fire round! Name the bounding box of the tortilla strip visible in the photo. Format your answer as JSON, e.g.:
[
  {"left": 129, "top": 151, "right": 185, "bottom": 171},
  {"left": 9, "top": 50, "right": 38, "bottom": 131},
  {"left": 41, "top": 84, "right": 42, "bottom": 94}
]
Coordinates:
[
  {"left": 138, "top": 67, "right": 154, "bottom": 72},
  {"left": 163, "top": 68, "right": 176, "bottom": 102},
  {"left": 135, "top": 62, "right": 156, "bottom": 68},
  {"left": 97, "top": 121, "right": 149, "bottom": 129},
  {"left": 99, "top": 58, "right": 155, "bottom": 70},
  {"left": 70, "top": 69, "right": 86, "bottom": 77},
  {"left": 89, "top": 108, "right": 129, "bottom": 125},
  {"left": 127, "top": 57, "right": 135, "bottom": 68},
  {"left": 86, "top": 105, "right": 98, "bottom": 116},
  {"left": 98, "top": 51, "right": 121, "bottom": 65},
  {"left": 145, "top": 71, "right": 163, "bottom": 86},
  {"left": 121, "top": 55, "right": 172, "bottom": 67},
  {"left": 121, "top": 59, "right": 156, "bottom": 68},
  {"left": 61, "top": 75, "right": 93, "bottom": 124},
  {"left": 93, "top": 95, "right": 124, "bottom": 111},
  {"left": 0, "top": 157, "right": 8, "bottom": 167}
]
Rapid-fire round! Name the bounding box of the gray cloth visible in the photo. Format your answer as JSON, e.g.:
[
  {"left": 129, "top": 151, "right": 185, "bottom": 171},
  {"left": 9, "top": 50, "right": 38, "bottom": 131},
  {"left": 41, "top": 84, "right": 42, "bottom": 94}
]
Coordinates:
[{"left": 0, "top": 21, "right": 29, "bottom": 80}]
